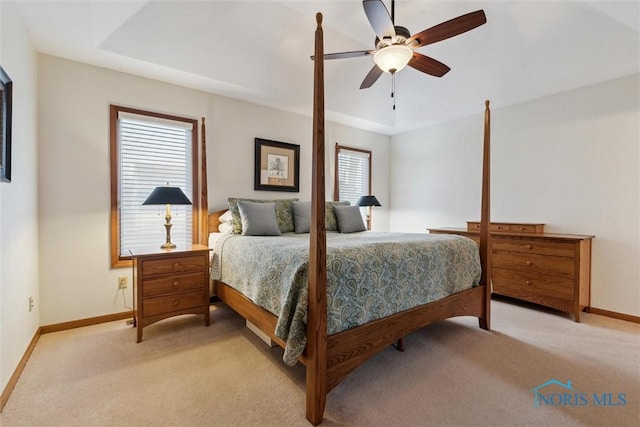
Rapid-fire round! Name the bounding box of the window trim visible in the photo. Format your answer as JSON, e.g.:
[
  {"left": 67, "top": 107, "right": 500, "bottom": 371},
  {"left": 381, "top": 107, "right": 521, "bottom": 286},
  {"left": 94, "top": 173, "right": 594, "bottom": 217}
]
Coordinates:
[
  {"left": 334, "top": 143, "right": 372, "bottom": 227},
  {"left": 334, "top": 143, "right": 372, "bottom": 201},
  {"left": 109, "top": 105, "right": 199, "bottom": 268}
]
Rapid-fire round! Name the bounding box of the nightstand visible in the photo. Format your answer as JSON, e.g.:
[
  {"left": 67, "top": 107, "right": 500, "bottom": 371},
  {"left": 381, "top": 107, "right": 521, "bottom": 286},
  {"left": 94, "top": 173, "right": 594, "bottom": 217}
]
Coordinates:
[{"left": 130, "top": 244, "right": 212, "bottom": 342}]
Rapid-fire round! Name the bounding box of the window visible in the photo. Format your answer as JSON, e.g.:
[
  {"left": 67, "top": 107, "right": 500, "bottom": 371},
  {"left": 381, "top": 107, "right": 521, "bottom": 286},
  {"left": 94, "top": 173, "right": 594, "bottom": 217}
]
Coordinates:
[
  {"left": 334, "top": 144, "right": 372, "bottom": 225},
  {"left": 110, "top": 105, "right": 199, "bottom": 267}
]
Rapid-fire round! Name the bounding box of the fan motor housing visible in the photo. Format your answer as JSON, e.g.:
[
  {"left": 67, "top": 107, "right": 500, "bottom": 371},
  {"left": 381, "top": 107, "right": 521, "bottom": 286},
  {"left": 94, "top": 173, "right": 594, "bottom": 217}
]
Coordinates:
[{"left": 375, "top": 26, "right": 411, "bottom": 49}]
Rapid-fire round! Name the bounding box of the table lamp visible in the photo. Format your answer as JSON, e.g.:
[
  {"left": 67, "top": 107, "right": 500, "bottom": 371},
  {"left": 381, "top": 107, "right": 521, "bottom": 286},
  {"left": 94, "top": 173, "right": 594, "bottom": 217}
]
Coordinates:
[
  {"left": 142, "top": 184, "right": 192, "bottom": 249},
  {"left": 356, "top": 195, "right": 381, "bottom": 230}
]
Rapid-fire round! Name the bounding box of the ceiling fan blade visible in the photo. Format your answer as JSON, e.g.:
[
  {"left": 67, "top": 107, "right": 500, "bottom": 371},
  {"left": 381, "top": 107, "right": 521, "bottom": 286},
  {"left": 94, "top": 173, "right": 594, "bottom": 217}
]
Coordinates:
[
  {"left": 363, "top": 0, "right": 396, "bottom": 40},
  {"left": 407, "top": 10, "right": 486, "bottom": 48},
  {"left": 360, "top": 65, "right": 384, "bottom": 89},
  {"left": 408, "top": 52, "right": 451, "bottom": 77},
  {"left": 310, "top": 50, "right": 374, "bottom": 61}
]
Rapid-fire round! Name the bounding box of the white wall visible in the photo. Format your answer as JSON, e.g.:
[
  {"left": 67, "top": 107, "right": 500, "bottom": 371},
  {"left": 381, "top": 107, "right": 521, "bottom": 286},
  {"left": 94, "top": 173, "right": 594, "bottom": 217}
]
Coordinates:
[
  {"left": 37, "top": 55, "right": 390, "bottom": 325},
  {"left": 390, "top": 74, "right": 640, "bottom": 317},
  {"left": 207, "top": 100, "right": 390, "bottom": 229},
  {"left": 0, "top": 1, "right": 40, "bottom": 396}
]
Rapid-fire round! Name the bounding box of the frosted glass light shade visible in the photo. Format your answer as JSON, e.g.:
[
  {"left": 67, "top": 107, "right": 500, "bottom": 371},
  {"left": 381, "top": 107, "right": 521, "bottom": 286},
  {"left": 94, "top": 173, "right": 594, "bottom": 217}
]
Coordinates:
[{"left": 373, "top": 45, "right": 413, "bottom": 74}]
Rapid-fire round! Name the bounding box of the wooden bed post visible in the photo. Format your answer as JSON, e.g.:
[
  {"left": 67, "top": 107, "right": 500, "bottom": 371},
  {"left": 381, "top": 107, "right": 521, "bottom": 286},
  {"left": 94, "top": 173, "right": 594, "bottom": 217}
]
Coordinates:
[
  {"left": 306, "top": 12, "right": 328, "bottom": 426},
  {"left": 479, "top": 100, "right": 491, "bottom": 330},
  {"left": 199, "top": 117, "right": 209, "bottom": 246}
]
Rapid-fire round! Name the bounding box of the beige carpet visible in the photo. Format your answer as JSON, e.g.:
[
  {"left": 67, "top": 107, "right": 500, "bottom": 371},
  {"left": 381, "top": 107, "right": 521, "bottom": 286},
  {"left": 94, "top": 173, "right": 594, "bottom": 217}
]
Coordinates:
[{"left": 1, "top": 299, "right": 638, "bottom": 427}]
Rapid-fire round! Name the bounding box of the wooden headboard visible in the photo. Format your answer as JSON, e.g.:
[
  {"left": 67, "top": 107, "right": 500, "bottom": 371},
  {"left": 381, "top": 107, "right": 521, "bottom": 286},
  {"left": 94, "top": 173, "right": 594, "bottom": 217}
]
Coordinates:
[{"left": 208, "top": 209, "right": 228, "bottom": 233}]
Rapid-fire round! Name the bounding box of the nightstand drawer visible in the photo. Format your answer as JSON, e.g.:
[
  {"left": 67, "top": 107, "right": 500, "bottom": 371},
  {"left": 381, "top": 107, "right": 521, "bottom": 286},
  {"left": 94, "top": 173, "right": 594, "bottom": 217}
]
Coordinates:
[
  {"left": 493, "top": 238, "right": 576, "bottom": 257},
  {"left": 143, "top": 290, "right": 208, "bottom": 317},
  {"left": 493, "top": 251, "right": 574, "bottom": 277},
  {"left": 142, "top": 272, "right": 206, "bottom": 297},
  {"left": 493, "top": 268, "right": 574, "bottom": 299},
  {"left": 141, "top": 255, "right": 206, "bottom": 276}
]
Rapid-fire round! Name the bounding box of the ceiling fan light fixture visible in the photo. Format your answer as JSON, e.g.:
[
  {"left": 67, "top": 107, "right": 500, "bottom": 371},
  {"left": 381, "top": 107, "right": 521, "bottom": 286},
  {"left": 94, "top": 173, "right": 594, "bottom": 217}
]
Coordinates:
[{"left": 373, "top": 44, "right": 412, "bottom": 74}]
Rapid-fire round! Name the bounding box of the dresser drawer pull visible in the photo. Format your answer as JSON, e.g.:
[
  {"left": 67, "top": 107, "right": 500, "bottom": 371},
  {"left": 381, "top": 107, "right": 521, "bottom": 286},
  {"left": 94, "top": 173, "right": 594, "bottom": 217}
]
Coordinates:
[
  {"left": 525, "top": 244, "right": 533, "bottom": 249},
  {"left": 173, "top": 262, "right": 180, "bottom": 269},
  {"left": 525, "top": 260, "right": 532, "bottom": 266},
  {"left": 525, "top": 280, "right": 533, "bottom": 285},
  {"left": 173, "top": 281, "right": 180, "bottom": 287},
  {"left": 518, "top": 227, "right": 526, "bottom": 231},
  {"left": 173, "top": 299, "right": 180, "bottom": 307}
]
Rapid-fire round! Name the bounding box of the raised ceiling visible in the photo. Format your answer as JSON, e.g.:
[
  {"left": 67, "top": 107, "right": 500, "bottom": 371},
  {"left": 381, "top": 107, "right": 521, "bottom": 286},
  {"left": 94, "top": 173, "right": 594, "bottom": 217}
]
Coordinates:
[{"left": 15, "top": 1, "right": 640, "bottom": 135}]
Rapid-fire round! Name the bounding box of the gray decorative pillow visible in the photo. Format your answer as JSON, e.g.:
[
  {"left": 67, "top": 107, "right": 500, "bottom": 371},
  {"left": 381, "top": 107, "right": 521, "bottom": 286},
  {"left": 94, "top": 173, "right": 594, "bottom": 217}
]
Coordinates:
[
  {"left": 333, "top": 205, "right": 367, "bottom": 233},
  {"left": 293, "top": 201, "right": 311, "bottom": 233},
  {"left": 325, "top": 201, "right": 350, "bottom": 231},
  {"left": 237, "top": 201, "right": 282, "bottom": 236},
  {"left": 228, "top": 198, "right": 298, "bottom": 234}
]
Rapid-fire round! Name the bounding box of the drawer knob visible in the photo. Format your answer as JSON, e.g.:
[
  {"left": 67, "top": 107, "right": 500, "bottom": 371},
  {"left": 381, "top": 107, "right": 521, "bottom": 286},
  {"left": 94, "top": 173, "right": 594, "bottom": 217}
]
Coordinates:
[
  {"left": 525, "top": 280, "right": 532, "bottom": 285},
  {"left": 173, "top": 262, "right": 180, "bottom": 269},
  {"left": 526, "top": 260, "right": 532, "bottom": 266},
  {"left": 519, "top": 227, "right": 526, "bottom": 231},
  {"left": 173, "top": 281, "right": 180, "bottom": 287},
  {"left": 526, "top": 244, "right": 533, "bottom": 249},
  {"left": 173, "top": 299, "right": 180, "bottom": 307}
]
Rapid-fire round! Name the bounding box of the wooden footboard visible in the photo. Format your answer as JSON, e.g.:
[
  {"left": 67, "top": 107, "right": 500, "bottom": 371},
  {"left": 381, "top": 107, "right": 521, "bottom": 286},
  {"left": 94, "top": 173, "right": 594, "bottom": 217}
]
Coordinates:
[{"left": 326, "top": 286, "right": 485, "bottom": 390}]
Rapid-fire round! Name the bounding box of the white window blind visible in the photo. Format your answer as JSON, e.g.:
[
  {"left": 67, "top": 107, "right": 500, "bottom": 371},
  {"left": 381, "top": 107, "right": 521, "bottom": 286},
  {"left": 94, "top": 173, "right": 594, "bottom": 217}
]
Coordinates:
[
  {"left": 337, "top": 148, "right": 370, "bottom": 219},
  {"left": 118, "top": 114, "right": 193, "bottom": 256}
]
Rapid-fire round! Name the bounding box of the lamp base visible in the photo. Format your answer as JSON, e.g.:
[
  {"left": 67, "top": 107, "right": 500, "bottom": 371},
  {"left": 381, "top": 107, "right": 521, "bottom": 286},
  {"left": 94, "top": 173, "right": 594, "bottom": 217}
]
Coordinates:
[{"left": 162, "top": 217, "right": 176, "bottom": 249}]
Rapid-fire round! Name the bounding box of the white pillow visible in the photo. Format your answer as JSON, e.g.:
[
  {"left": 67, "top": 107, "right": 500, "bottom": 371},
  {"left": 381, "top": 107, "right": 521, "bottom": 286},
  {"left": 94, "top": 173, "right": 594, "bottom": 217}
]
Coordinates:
[
  {"left": 218, "top": 222, "right": 233, "bottom": 234},
  {"left": 219, "top": 210, "right": 233, "bottom": 223}
]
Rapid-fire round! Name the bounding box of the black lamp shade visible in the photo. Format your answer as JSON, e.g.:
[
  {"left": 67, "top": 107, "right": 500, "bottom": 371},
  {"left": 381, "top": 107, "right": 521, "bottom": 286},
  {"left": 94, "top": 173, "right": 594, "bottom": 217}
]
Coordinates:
[
  {"left": 356, "top": 195, "right": 381, "bottom": 207},
  {"left": 142, "top": 186, "right": 192, "bottom": 205}
]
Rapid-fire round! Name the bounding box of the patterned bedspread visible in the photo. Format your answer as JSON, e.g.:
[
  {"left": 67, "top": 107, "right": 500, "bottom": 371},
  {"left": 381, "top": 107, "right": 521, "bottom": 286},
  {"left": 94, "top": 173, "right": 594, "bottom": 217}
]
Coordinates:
[{"left": 211, "top": 232, "right": 481, "bottom": 365}]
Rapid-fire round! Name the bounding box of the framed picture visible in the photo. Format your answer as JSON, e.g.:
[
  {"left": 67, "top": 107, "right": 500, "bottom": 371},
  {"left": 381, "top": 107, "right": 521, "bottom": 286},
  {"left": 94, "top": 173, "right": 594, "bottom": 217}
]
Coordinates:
[
  {"left": 254, "top": 138, "right": 300, "bottom": 192},
  {"left": 0, "top": 66, "right": 12, "bottom": 183}
]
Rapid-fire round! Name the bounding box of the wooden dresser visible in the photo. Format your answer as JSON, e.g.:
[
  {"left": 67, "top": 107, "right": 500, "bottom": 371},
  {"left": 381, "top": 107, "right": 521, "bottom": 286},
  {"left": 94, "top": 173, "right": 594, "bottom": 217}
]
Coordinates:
[
  {"left": 131, "top": 244, "right": 212, "bottom": 342},
  {"left": 428, "top": 222, "right": 594, "bottom": 322}
]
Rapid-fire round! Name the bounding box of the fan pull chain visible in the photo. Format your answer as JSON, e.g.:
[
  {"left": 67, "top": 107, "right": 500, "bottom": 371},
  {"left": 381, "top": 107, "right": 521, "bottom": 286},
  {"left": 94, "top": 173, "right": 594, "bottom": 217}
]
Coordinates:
[{"left": 391, "top": 74, "right": 396, "bottom": 110}]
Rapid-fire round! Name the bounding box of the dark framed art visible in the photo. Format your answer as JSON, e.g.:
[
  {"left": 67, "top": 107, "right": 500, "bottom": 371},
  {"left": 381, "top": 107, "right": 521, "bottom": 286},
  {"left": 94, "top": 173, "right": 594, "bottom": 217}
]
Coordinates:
[
  {"left": 254, "top": 138, "right": 300, "bottom": 192},
  {"left": 0, "top": 66, "right": 12, "bottom": 183}
]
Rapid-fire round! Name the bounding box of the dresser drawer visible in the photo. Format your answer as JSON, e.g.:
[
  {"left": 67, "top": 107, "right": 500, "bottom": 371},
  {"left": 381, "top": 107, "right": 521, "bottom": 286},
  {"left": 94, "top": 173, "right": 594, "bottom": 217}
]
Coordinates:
[
  {"left": 492, "top": 282, "right": 573, "bottom": 314},
  {"left": 493, "top": 251, "right": 574, "bottom": 277},
  {"left": 466, "top": 222, "right": 544, "bottom": 234},
  {"left": 142, "top": 290, "right": 208, "bottom": 317},
  {"left": 142, "top": 272, "right": 206, "bottom": 297},
  {"left": 493, "top": 268, "right": 574, "bottom": 299},
  {"left": 493, "top": 238, "right": 576, "bottom": 257},
  {"left": 141, "top": 255, "right": 207, "bottom": 276},
  {"left": 508, "top": 224, "right": 542, "bottom": 233}
]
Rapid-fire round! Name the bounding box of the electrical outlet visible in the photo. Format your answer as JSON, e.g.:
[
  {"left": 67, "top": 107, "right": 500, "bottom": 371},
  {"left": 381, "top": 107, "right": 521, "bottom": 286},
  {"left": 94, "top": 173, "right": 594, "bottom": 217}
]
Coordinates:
[
  {"left": 118, "top": 277, "right": 128, "bottom": 289},
  {"left": 29, "top": 296, "right": 34, "bottom": 312}
]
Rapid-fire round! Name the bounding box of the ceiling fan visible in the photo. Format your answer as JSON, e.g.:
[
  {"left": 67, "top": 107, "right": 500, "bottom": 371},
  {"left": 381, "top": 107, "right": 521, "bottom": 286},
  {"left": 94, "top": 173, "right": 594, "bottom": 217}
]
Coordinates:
[{"left": 316, "top": 0, "right": 487, "bottom": 90}]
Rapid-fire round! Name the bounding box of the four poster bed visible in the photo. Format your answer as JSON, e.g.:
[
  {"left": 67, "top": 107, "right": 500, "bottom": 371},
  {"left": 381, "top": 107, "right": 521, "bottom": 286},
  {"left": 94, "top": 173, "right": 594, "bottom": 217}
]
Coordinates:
[{"left": 198, "top": 14, "right": 492, "bottom": 426}]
